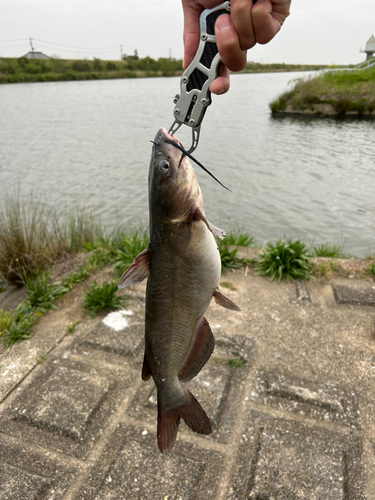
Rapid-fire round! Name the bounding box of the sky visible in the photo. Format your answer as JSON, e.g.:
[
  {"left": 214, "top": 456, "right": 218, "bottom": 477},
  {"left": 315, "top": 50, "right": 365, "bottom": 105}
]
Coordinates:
[{"left": 0, "top": 0, "right": 374, "bottom": 66}]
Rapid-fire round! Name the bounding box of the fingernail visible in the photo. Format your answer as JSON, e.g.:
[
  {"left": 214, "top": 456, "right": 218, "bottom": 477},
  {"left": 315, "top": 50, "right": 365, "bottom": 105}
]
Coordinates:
[{"left": 216, "top": 14, "right": 232, "bottom": 33}]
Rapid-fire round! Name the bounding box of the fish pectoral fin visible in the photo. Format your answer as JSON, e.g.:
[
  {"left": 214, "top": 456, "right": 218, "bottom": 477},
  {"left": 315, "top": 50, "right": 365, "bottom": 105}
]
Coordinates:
[
  {"left": 142, "top": 353, "right": 152, "bottom": 381},
  {"left": 118, "top": 247, "right": 151, "bottom": 289},
  {"left": 213, "top": 288, "right": 241, "bottom": 311},
  {"left": 193, "top": 206, "right": 226, "bottom": 240},
  {"left": 178, "top": 316, "right": 215, "bottom": 382}
]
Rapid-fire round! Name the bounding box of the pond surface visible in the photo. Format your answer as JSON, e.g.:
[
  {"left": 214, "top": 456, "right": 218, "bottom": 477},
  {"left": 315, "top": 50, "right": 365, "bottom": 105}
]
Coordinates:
[{"left": 0, "top": 72, "right": 374, "bottom": 257}]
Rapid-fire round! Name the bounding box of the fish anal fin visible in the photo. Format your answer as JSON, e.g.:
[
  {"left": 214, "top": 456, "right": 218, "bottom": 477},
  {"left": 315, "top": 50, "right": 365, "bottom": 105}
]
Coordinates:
[
  {"left": 193, "top": 206, "right": 226, "bottom": 240},
  {"left": 213, "top": 288, "right": 241, "bottom": 311},
  {"left": 142, "top": 353, "right": 152, "bottom": 381},
  {"left": 157, "top": 386, "right": 211, "bottom": 453},
  {"left": 178, "top": 316, "right": 214, "bottom": 383},
  {"left": 118, "top": 248, "right": 151, "bottom": 289}
]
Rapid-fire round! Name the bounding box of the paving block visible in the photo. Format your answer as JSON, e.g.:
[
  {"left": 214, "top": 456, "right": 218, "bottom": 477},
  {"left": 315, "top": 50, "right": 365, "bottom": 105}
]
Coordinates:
[
  {"left": 76, "top": 425, "right": 224, "bottom": 500},
  {"left": 229, "top": 411, "right": 365, "bottom": 500},
  {"left": 129, "top": 335, "right": 252, "bottom": 443},
  {"left": 15, "top": 366, "right": 111, "bottom": 440},
  {"left": 1, "top": 359, "right": 134, "bottom": 458},
  {"left": 0, "top": 463, "right": 51, "bottom": 500},
  {"left": 0, "top": 436, "right": 77, "bottom": 500},
  {"left": 251, "top": 371, "right": 360, "bottom": 429},
  {"left": 81, "top": 310, "right": 144, "bottom": 357},
  {"left": 332, "top": 279, "right": 375, "bottom": 306}
]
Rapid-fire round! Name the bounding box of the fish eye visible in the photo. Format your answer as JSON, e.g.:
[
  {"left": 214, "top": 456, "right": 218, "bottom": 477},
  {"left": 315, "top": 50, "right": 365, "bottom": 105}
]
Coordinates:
[{"left": 159, "top": 160, "right": 170, "bottom": 173}]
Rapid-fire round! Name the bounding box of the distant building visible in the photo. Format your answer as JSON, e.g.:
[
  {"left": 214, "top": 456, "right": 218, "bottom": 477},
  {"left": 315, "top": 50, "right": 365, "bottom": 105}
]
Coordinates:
[
  {"left": 21, "top": 51, "right": 51, "bottom": 59},
  {"left": 360, "top": 35, "right": 375, "bottom": 61}
]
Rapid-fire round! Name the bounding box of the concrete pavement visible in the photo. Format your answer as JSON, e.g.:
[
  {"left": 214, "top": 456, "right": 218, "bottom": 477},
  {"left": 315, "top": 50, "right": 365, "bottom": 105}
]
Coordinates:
[{"left": 1, "top": 259, "right": 375, "bottom": 499}]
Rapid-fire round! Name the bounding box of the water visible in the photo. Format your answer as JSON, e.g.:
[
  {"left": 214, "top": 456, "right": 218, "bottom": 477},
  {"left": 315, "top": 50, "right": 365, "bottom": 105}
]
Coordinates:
[{"left": 0, "top": 73, "right": 374, "bottom": 257}]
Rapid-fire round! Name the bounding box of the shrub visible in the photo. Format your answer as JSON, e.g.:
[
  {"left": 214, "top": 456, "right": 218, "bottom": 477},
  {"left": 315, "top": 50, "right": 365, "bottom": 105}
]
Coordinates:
[
  {"left": 113, "top": 231, "right": 149, "bottom": 276},
  {"left": 255, "top": 238, "right": 313, "bottom": 282},
  {"left": 26, "top": 273, "right": 69, "bottom": 313},
  {"left": 83, "top": 280, "right": 125, "bottom": 317}
]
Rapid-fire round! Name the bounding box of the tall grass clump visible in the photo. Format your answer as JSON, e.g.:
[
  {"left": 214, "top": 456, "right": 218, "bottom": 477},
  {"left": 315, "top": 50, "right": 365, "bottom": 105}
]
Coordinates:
[
  {"left": 216, "top": 231, "right": 254, "bottom": 270},
  {"left": 255, "top": 238, "right": 313, "bottom": 282},
  {"left": 0, "top": 191, "right": 104, "bottom": 285},
  {"left": 310, "top": 243, "right": 348, "bottom": 258},
  {"left": 83, "top": 280, "right": 125, "bottom": 317},
  {"left": 113, "top": 230, "right": 149, "bottom": 276}
]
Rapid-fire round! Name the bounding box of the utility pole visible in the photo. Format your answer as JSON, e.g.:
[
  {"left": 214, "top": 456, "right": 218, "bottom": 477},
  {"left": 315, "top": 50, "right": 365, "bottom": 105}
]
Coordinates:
[
  {"left": 120, "top": 44, "right": 123, "bottom": 60},
  {"left": 169, "top": 48, "right": 172, "bottom": 60},
  {"left": 29, "top": 36, "right": 34, "bottom": 53}
]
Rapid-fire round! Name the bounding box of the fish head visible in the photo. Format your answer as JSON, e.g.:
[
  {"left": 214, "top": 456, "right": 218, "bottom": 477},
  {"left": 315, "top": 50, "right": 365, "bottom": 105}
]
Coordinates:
[{"left": 149, "top": 128, "right": 202, "bottom": 223}]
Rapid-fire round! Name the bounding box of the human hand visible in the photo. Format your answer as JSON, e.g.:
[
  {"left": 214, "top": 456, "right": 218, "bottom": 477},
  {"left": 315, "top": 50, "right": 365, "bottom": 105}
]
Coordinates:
[{"left": 181, "top": 0, "right": 291, "bottom": 94}]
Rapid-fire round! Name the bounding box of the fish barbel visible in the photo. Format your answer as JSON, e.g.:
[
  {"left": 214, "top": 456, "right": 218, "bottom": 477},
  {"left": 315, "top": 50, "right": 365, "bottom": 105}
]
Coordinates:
[{"left": 119, "top": 128, "right": 239, "bottom": 452}]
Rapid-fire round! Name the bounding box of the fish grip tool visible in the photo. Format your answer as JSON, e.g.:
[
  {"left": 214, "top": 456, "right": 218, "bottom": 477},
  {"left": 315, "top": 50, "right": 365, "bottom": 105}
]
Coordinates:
[{"left": 169, "top": 1, "right": 231, "bottom": 154}]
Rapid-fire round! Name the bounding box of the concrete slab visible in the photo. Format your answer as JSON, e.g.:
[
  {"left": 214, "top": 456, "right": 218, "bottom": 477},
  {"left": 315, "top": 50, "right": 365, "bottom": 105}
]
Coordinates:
[
  {"left": 1, "top": 266, "right": 375, "bottom": 499},
  {"left": 332, "top": 278, "right": 375, "bottom": 306}
]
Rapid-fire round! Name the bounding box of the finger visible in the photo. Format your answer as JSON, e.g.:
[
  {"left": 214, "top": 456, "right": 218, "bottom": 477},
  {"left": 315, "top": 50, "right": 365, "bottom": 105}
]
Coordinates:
[
  {"left": 231, "top": 0, "right": 256, "bottom": 50},
  {"left": 215, "top": 14, "right": 247, "bottom": 72},
  {"left": 252, "top": 0, "right": 290, "bottom": 44},
  {"left": 182, "top": 3, "right": 202, "bottom": 69},
  {"left": 209, "top": 64, "right": 230, "bottom": 94}
]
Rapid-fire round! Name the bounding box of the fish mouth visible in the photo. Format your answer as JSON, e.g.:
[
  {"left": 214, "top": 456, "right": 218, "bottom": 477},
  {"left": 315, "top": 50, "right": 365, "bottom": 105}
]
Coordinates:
[{"left": 153, "top": 128, "right": 182, "bottom": 149}]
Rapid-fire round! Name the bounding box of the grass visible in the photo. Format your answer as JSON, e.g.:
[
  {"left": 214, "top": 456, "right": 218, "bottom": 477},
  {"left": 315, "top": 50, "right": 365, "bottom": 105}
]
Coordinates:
[
  {"left": 0, "top": 191, "right": 105, "bottom": 286},
  {"left": 217, "top": 232, "right": 254, "bottom": 271},
  {"left": 270, "top": 65, "right": 375, "bottom": 115},
  {"left": 0, "top": 55, "right": 185, "bottom": 84},
  {"left": 83, "top": 280, "right": 126, "bottom": 317},
  {"left": 113, "top": 231, "right": 149, "bottom": 276},
  {"left": 227, "top": 358, "right": 244, "bottom": 368},
  {"left": 26, "top": 273, "right": 69, "bottom": 313},
  {"left": 310, "top": 243, "right": 348, "bottom": 258},
  {"left": 366, "top": 262, "right": 375, "bottom": 277},
  {"left": 314, "top": 260, "right": 339, "bottom": 278},
  {"left": 255, "top": 238, "right": 313, "bottom": 282}
]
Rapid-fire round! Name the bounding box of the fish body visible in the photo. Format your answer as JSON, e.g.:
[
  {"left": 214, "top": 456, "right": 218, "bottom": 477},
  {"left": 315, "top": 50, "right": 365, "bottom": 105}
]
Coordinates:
[{"left": 119, "top": 128, "right": 239, "bottom": 452}]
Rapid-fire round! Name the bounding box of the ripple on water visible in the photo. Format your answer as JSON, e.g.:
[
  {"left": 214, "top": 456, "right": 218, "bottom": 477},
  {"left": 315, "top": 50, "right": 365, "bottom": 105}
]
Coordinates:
[{"left": 0, "top": 74, "right": 374, "bottom": 257}]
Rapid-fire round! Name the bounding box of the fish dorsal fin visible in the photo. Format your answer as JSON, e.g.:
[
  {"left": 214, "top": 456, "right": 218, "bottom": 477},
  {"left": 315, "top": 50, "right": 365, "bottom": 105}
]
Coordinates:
[
  {"left": 213, "top": 288, "right": 240, "bottom": 311},
  {"left": 118, "top": 248, "right": 151, "bottom": 289},
  {"left": 142, "top": 353, "right": 152, "bottom": 381},
  {"left": 178, "top": 316, "right": 215, "bottom": 382}
]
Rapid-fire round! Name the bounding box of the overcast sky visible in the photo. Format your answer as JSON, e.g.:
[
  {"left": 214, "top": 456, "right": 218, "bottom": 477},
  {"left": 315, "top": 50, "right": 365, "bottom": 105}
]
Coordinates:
[{"left": 0, "top": 0, "right": 374, "bottom": 65}]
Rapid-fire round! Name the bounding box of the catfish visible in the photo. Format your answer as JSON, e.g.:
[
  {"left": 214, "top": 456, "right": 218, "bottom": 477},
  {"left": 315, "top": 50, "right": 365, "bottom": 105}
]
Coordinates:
[{"left": 119, "top": 128, "right": 239, "bottom": 452}]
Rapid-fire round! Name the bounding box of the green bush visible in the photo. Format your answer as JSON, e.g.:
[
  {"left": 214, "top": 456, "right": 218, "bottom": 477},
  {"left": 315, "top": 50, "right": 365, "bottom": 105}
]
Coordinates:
[
  {"left": 113, "top": 231, "right": 149, "bottom": 276},
  {"left": 83, "top": 280, "right": 125, "bottom": 317},
  {"left": 255, "top": 238, "right": 313, "bottom": 282},
  {"left": 26, "top": 273, "right": 69, "bottom": 313}
]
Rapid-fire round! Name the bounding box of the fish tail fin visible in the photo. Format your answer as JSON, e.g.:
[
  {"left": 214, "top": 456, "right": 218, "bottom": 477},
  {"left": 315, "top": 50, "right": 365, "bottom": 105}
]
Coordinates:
[{"left": 157, "top": 386, "right": 211, "bottom": 453}]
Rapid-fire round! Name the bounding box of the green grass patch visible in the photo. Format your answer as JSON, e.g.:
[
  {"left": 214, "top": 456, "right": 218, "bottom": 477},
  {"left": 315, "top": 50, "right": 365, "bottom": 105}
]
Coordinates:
[
  {"left": 83, "top": 280, "right": 126, "bottom": 317},
  {"left": 310, "top": 243, "right": 348, "bottom": 258},
  {"left": 366, "top": 262, "right": 375, "bottom": 277},
  {"left": 26, "top": 273, "right": 69, "bottom": 314},
  {"left": 255, "top": 238, "right": 313, "bottom": 282},
  {"left": 270, "top": 66, "right": 375, "bottom": 115},
  {"left": 0, "top": 191, "right": 105, "bottom": 286},
  {"left": 216, "top": 231, "right": 254, "bottom": 271},
  {"left": 0, "top": 56, "right": 184, "bottom": 84},
  {"left": 113, "top": 231, "right": 149, "bottom": 276},
  {"left": 227, "top": 358, "right": 244, "bottom": 368}
]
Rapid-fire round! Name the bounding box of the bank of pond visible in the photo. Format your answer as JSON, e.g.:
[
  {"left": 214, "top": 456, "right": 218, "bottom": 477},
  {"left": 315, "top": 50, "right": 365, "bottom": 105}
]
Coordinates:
[
  {"left": 270, "top": 66, "right": 375, "bottom": 117},
  {"left": 0, "top": 56, "right": 332, "bottom": 84}
]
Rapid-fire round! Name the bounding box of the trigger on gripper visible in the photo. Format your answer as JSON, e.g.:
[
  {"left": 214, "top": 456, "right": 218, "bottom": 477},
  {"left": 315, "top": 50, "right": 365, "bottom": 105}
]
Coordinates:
[{"left": 187, "top": 127, "right": 200, "bottom": 154}]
